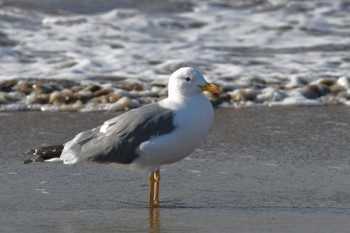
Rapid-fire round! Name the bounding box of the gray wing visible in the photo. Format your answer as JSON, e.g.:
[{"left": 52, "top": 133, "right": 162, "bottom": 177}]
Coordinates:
[{"left": 61, "top": 103, "right": 175, "bottom": 164}]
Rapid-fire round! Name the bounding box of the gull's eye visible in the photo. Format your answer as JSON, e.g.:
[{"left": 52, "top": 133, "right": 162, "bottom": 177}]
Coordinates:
[{"left": 185, "top": 77, "right": 191, "bottom": 82}]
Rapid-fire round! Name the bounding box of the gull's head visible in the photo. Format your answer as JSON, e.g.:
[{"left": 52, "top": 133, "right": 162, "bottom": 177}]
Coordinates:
[{"left": 168, "top": 67, "right": 220, "bottom": 99}]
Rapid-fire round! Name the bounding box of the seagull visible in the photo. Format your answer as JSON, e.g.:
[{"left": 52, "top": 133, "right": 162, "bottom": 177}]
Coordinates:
[{"left": 25, "top": 67, "right": 220, "bottom": 207}]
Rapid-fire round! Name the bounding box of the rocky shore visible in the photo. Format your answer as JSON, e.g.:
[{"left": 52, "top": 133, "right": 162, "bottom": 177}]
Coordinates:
[{"left": 0, "top": 76, "right": 350, "bottom": 112}]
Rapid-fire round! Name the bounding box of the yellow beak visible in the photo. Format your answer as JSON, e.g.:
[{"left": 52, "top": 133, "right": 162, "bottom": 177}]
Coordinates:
[{"left": 199, "top": 83, "right": 221, "bottom": 94}]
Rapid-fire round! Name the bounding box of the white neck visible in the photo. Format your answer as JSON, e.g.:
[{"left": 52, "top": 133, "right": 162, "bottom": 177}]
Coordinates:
[
  {"left": 170, "top": 92, "right": 206, "bottom": 104},
  {"left": 159, "top": 93, "right": 208, "bottom": 112}
]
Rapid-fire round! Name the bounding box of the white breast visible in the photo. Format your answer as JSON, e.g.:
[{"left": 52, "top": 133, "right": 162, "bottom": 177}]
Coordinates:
[{"left": 131, "top": 95, "right": 214, "bottom": 170}]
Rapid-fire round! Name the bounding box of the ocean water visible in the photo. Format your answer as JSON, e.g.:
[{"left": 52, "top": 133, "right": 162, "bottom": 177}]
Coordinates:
[
  {"left": 1, "top": 0, "right": 350, "bottom": 82},
  {"left": 1, "top": 0, "right": 350, "bottom": 110}
]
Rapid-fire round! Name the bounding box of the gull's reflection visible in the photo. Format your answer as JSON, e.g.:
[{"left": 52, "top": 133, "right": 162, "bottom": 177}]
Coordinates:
[{"left": 149, "top": 207, "right": 160, "bottom": 233}]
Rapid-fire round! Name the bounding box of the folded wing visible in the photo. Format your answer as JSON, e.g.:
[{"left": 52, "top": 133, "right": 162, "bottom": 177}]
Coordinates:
[{"left": 61, "top": 103, "right": 175, "bottom": 165}]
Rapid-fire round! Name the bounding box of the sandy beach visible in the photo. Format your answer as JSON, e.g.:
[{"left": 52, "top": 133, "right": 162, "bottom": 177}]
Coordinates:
[{"left": 1, "top": 106, "right": 350, "bottom": 233}]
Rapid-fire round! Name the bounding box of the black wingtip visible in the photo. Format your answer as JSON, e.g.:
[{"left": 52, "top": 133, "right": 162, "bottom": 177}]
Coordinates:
[
  {"left": 23, "top": 159, "right": 32, "bottom": 164},
  {"left": 25, "top": 148, "right": 37, "bottom": 155},
  {"left": 23, "top": 157, "right": 44, "bottom": 164},
  {"left": 24, "top": 144, "right": 63, "bottom": 164}
]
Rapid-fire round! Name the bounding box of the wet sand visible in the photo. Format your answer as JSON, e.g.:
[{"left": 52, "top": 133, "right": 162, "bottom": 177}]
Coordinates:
[{"left": 1, "top": 106, "right": 350, "bottom": 233}]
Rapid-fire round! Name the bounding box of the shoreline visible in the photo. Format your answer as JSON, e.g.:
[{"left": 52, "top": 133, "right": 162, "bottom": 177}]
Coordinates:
[{"left": 0, "top": 77, "right": 350, "bottom": 112}]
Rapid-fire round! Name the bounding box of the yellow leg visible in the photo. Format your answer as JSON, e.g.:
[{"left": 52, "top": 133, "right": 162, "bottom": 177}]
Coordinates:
[
  {"left": 149, "top": 172, "right": 155, "bottom": 207},
  {"left": 153, "top": 169, "right": 160, "bottom": 206}
]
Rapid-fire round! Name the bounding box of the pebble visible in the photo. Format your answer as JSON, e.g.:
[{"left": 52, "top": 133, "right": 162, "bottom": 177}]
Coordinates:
[
  {"left": 115, "top": 96, "right": 133, "bottom": 109},
  {"left": 32, "top": 84, "right": 45, "bottom": 94},
  {"left": 37, "top": 94, "right": 50, "bottom": 104},
  {"left": 91, "top": 96, "right": 108, "bottom": 104},
  {"left": 302, "top": 84, "right": 330, "bottom": 99},
  {"left": 318, "top": 78, "right": 335, "bottom": 86},
  {"left": 27, "top": 93, "right": 49, "bottom": 104},
  {"left": 230, "top": 89, "right": 257, "bottom": 102},
  {"left": 94, "top": 88, "right": 112, "bottom": 97},
  {"left": 61, "top": 89, "right": 79, "bottom": 103},
  {"left": 336, "top": 77, "right": 350, "bottom": 90},
  {"left": 211, "top": 93, "right": 231, "bottom": 106},
  {"left": 107, "top": 92, "right": 122, "bottom": 103},
  {"left": 121, "top": 82, "right": 143, "bottom": 91},
  {"left": 60, "top": 100, "right": 83, "bottom": 111},
  {"left": 337, "top": 91, "right": 350, "bottom": 100},
  {"left": 85, "top": 84, "right": 101, "bottom": 92},
  {"left": 0, "top": 92, "right": 8, "bottom": 104},
  {"left": 15, "top": 80, "right": 32, "bottom": 94},
  {"left": 77, "top": 90, "right": 93, "bottom": 99},
  {"left": 32, "top": 84, "right": 54, "bottom": 95},
  {"left": 330, "top": 84, "right": 346, "bottom": 95},
  {"left": 49, "top": 91, "right": 65, "bottom": 105},
  {"left": 151, "top": 84, "right": 167, "bottom": 94},
  {"left": 0, "top": 80, "right": 17, "bottom": 92}
]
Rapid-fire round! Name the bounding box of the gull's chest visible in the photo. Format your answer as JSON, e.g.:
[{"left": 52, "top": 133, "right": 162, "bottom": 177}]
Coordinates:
[{"left": 175, "top": 100, "right": 213, "bottom": 131}]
